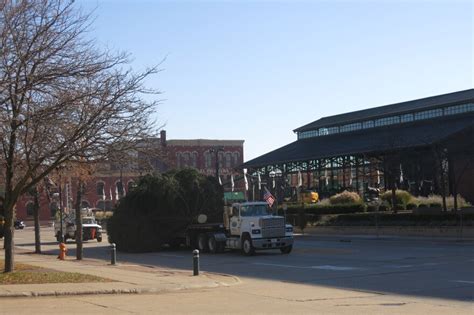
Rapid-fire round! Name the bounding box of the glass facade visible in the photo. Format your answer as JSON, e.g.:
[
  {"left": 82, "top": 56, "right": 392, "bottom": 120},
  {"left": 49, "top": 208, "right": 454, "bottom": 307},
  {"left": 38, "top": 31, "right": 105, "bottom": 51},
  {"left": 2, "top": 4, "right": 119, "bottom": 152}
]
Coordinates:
[{"left": 297, "top": 102, "right": 474, "bottom": 140}]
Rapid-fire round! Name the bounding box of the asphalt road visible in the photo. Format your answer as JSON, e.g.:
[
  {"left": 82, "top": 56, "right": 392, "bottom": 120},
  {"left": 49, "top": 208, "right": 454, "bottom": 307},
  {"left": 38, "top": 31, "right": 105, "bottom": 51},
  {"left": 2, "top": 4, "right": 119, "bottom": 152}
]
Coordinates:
[{"left": 13, "top": 225, "right": 474, "bottom": 303}]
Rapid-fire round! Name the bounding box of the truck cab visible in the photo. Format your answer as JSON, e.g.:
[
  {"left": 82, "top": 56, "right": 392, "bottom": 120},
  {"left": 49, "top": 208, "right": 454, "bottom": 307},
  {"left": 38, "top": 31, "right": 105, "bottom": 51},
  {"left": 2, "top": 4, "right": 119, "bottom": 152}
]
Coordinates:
[{"left": 226, "top": 202, "right": 294, "bottom": 255}]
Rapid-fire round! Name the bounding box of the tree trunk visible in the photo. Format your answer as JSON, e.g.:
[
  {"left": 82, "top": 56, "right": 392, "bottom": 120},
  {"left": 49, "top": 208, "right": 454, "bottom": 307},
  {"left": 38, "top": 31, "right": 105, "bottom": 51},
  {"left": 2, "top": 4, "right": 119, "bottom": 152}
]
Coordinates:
[
  {"left": 3, "top": 203, "right": 14, "bottom": 273},
  {"left": 33, "top": 188, "right": 41, "bottom": 254},
  {"left": 75, "top": 181, "right": 83, "bottom": 260}
]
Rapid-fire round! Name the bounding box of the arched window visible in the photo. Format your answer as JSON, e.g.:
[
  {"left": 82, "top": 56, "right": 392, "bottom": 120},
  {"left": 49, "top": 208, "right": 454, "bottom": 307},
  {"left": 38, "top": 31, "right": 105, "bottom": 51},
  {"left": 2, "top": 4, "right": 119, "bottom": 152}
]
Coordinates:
[
  {"left": 232, "top": 152, "right": 240, "bottom": 166},
  {"left": 116, "top": 181, "right": 124, "bottom": 198},
  {"left": 26, "top": 202, "right": 34, "bottom": 217},
  {"left": 183, "top": 152, "right": 190, "bottom": 167},
  {"left": 204, "top": 151, "right": 212, "bottom": 168},
  {"left": 191, "top": 152, "right": 198, "bottom": 168},
  {"left": 96, "top": 182, "right": 105, "bottom": 198},
  {"left": 225, "top": 153, "right": 232, "bottom": 168}
]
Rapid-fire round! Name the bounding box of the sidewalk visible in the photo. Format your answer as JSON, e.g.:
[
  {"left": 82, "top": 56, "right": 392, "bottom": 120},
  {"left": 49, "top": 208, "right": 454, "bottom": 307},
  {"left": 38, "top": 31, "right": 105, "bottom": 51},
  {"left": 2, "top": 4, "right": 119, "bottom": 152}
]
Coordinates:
[{"left": 0, "top": 250, "right": 240, "bottom": 298}]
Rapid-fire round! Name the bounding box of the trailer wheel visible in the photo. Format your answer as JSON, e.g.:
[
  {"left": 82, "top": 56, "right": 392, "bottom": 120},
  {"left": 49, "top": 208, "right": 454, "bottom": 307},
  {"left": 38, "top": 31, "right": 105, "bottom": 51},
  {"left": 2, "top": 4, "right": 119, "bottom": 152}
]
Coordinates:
[
  {"left": 241, "top": 235, "right": 255, "bottom": 256},
  {"left": 280, "top": 245, "right": 292, "bottom": 254},
  {"left": 198, "top": 233, "right": 209, "bottom": 253},
  {"left": 208, "top": 235, "right": 217, "bottom": 254}
]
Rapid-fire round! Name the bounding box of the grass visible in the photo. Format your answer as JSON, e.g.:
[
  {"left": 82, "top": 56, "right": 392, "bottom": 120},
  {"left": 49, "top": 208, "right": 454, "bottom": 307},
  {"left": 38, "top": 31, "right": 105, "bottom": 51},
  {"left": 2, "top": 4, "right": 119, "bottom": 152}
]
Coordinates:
[{"left": 0, "top": 259, "right": 112, "bottom": 285}]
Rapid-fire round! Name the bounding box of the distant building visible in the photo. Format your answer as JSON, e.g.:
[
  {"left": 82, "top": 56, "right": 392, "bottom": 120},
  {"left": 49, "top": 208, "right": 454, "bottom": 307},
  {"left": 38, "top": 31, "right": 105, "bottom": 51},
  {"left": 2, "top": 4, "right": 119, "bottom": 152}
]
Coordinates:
[
  {"left": 243, "top": 89, "right": 474, "bottom": 204},
  {"left": 15, "top": 131, "right": 244, "bottom": 220}
]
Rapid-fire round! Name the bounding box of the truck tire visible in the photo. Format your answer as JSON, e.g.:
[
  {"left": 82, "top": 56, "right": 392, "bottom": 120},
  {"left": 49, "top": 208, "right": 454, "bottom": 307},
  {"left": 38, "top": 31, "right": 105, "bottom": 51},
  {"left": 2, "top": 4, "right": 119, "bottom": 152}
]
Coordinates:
[
  {"left": 241, "top": 235, "right": 255, "bottom": 256},
  {"left": 280, "top": 245, "right": 292, "bottom": 254},
  {"left": 97, "top": 235, "right": 102, "bottom": 242},
  {"left": 198, "top": 233, "right": 209, "bottom": 253},
  {"left": 56, "top": 233, "right": 62, "bottom": 243},
  {"left": 208, "top": 235, "right": 217, "bottom": 254}
]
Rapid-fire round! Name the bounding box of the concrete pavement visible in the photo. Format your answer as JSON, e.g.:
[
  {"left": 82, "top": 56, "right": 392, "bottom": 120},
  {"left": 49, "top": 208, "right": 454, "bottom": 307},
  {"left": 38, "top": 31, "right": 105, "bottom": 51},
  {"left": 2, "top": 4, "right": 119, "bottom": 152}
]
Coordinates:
[{"left": 0, "top": 249, "right": 240, "bottom": 298}]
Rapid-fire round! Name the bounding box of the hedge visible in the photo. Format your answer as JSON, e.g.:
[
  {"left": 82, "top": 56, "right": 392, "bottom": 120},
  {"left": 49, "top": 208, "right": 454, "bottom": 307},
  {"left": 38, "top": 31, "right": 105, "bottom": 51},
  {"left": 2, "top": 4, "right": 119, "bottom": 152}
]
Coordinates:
[
  {"left": 283, "top": 203, "right": 366, "bottom": 215},
  {"left": 318, "top": 212, "right": 474, "bottom": 227}
]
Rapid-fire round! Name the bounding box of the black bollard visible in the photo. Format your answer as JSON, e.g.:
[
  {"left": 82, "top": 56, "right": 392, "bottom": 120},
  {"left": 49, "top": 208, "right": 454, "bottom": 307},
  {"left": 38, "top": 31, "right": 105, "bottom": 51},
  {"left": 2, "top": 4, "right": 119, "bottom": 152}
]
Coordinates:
[
  {"left": 193, "top": 249, "right": 199, "bottom": 276},
  {"left": 110, "top": 243, "right": 117, "bottom": 265}
]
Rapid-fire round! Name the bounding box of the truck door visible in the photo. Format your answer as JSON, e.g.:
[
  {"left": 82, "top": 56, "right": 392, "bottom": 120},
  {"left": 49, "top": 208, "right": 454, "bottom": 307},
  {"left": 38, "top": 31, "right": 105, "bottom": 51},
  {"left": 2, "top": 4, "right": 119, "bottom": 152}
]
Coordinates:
[{"left": 230, "top": 205, "right": 241, "bottom": 236}]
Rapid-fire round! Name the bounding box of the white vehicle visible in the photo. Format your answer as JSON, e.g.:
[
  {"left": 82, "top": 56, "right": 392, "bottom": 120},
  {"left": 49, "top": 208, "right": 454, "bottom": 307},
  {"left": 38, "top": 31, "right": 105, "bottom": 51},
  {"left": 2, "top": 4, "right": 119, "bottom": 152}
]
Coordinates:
[
  {"left": 54, "top": 216, "right": 103, "bottom": 243},
  {"left": 184, "top": 201, "right": 293, "bottom": 255}
]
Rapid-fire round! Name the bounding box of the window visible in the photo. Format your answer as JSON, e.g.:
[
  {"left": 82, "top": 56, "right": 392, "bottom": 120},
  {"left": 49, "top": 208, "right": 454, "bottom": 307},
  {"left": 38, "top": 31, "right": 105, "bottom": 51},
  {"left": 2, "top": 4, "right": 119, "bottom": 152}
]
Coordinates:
[
  {"left": 362, "top": 121, "right": 374, "bottom": 129},
  {"left": 374, "top": 116, "right": 400, "bottom": 127},
  {"left": 26, "top": 202, "right": 34, "bottom": 217},
  {"left": 232, "top": 152, "right": 240, "bottom": 166},
  {"left": 225, "top": 153, "right": 232, "bottom": 168},
  {"left": 116, "top": 181, "right": 124, "bottom": 198},
  {"left": 192, "top": 152, "right": 198, "bottom": 168},
  {"left": 444, "top": 103, "right": 474, "bottom": 116},
  {"left": 340, "top": 122, "right": 361, "bottom": 133},
  {"left": 96, "top": 182, "right": 105, "bottom": 197},
  {"left": 414, "top": 109, "right": 442, "bottom": 121},
  {"left": 204, "top": 151, "right": 212, "bottom": 168},
  {"left": 401, "top": 113, "right": 414, "bottom": 123}
]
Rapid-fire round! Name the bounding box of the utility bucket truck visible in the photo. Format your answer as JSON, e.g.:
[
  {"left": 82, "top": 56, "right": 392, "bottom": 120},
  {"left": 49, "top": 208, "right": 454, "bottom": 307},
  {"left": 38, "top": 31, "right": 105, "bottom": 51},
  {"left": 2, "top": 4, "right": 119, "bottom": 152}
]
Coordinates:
[{"left": 184, "top": 201, "right": 294, "bottom": 255}]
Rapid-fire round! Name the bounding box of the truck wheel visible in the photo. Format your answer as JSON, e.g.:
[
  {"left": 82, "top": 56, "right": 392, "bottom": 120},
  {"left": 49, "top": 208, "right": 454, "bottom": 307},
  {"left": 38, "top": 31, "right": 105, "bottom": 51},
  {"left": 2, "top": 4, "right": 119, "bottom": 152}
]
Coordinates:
[
  {"left": 241, "top": 235, "right": 255, "bottom": 256},
  {"left": 198, "top": 233, "right": 209, "bottom": 253},
  {"left": 56, "top": 233, "right": 62, "bottom": 243},
  {"left": 208, "top": 235, "right": 217, "bottom": 254},
  {"left": 97, "top": 235, "right": 102, "bottom": 242},
  {"left": 280, "top": 245, "right": 293, "bottom": 254}
]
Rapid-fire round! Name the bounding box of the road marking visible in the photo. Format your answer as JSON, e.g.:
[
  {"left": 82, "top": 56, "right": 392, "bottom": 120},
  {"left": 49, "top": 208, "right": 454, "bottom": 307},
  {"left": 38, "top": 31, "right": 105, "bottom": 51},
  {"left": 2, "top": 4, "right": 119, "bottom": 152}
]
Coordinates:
[
  {"left": 253, "top": 262, "right": 363, "bottom": 271},
  {"left": 451, "top": 280, "right": 474, "bottom": 284},
  {"left": 421, "top": 262, "right": 440, "bottom": 266}
]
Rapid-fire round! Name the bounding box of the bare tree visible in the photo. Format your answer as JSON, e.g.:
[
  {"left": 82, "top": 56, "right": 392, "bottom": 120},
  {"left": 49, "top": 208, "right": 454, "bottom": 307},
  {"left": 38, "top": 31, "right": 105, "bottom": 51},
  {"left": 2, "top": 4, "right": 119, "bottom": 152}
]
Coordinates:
[{"left": 0, "top": 1, "right": 160, "bottom": 272}]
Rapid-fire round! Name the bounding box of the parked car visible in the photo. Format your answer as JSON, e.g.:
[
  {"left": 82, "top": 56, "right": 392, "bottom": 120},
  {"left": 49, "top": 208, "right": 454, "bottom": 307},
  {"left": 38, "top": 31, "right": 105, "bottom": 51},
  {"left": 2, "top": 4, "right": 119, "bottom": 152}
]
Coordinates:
[{"left": 14, "top": 220, "right": 26, "bottom": 230}]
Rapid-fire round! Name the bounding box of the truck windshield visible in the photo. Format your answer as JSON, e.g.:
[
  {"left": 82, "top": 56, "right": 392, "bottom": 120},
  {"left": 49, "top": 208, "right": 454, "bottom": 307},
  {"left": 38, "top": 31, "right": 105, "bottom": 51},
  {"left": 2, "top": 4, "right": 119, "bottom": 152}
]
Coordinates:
[
  {"left": 240, "top": 204, "right": 271, "bottom": 217},
  {"left": 82, "top": 218, "right": 95, "bottom": 224}
]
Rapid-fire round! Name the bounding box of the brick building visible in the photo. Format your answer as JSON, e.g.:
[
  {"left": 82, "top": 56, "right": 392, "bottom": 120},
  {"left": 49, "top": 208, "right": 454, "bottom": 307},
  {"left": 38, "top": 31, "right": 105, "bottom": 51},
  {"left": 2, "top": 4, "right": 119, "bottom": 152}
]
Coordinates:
[{"left": 14, "top": 131, "right": 244, "bottom": 221}]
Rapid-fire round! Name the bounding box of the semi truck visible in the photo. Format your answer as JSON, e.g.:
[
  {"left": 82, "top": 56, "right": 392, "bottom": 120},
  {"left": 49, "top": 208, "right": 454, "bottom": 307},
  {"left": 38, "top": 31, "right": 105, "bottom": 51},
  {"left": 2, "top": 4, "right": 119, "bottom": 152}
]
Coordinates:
[{"left": 183, "top": 201, "right": 294, "bottom": 255}]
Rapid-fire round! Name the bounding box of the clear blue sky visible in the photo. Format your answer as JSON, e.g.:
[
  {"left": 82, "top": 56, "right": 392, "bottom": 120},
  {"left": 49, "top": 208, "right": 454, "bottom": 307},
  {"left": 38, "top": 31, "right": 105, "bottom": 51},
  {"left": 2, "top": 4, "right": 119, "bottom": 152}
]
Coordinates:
[{"left": 81, "top": 0, "right": 473, "bottom": 161}]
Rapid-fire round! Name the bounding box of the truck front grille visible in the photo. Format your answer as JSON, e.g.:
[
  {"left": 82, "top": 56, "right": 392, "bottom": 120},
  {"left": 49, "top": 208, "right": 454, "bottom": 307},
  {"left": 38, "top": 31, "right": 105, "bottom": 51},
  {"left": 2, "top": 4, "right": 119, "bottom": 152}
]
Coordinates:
[
  {"left": 262, "top": 227, "right": 285, "bottom": 238},
  {"left": 261, "top": 217, "right": 285, "bottom": 238}
]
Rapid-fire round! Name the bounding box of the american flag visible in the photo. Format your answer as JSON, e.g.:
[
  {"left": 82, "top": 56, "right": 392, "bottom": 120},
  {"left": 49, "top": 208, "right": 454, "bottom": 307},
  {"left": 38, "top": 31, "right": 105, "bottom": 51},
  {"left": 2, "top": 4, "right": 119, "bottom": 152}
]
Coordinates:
[{"left": 263, "top": 187, "right": 275, "bottom": 207}]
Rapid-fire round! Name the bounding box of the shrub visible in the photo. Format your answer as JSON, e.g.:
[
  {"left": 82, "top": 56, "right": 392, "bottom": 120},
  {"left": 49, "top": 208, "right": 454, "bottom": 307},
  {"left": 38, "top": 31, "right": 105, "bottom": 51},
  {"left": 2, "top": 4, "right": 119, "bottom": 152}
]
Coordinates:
[
  {"left": 329, "top": 190, "right": 361, "bottom": 205},
  {"left": 380, "top": 190, "right": 414, "bottom": 207},
  {"left": 406, "top": 203, "right": 418, "bottom": 210},
  {"left": 394, "top": 204, "right": 405, "bottom": 211},
  {"left": 415, "top": 195, "right": 471, "bottom": 210},
  {"left": 379, "top": 201, "right": 391, "bottom": 211},
  {"left": 429, "top": 202, "right": 442, "bottom": 208},
  {"left": 366, "top": 203, "right": 379, "bottom": 212}
]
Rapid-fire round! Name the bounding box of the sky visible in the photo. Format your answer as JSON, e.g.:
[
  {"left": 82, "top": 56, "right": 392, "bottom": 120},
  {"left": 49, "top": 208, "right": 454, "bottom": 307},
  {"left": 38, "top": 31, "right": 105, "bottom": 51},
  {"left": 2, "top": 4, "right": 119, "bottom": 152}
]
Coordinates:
[{"left": 81, "top": 0, "right": 473, "bottom": 162}]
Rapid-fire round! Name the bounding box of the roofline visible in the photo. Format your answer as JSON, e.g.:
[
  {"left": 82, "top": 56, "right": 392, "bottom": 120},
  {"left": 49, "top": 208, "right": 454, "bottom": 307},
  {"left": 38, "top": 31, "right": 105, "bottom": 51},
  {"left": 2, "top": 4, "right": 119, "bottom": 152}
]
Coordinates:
[{"left": 293, "top": 89, "right": 474, "bottom": 133}]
